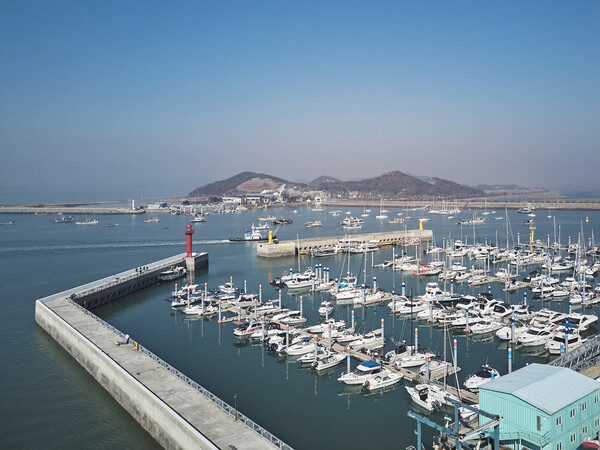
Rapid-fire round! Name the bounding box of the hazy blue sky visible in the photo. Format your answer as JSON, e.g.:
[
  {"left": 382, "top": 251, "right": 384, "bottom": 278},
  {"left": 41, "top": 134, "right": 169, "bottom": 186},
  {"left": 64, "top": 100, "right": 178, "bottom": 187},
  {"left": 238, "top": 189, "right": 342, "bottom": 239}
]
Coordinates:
[{"left": 1, "top": 1, "right": 599, "bottom": 199}]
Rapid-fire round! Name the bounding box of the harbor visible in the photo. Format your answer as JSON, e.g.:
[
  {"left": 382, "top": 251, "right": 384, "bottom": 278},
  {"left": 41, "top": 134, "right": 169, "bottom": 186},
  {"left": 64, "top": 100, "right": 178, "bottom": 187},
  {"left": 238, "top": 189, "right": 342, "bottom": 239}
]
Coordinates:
[{"left": 8, "top": 206, "right": 600, "bottom": 449}]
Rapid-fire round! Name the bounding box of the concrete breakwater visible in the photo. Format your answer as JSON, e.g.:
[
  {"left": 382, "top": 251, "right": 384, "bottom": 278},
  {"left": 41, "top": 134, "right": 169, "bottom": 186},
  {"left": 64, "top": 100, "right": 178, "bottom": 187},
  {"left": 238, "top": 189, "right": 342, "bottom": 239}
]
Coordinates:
[
  {"left": 35, "top": 253, "right": 289, "bottom": 449},
  {"left": 257, "top": 229, "right": 433, "bottom": 258},
  {"left": 0, "top": 206, "right": 145, "bottom": 215}
]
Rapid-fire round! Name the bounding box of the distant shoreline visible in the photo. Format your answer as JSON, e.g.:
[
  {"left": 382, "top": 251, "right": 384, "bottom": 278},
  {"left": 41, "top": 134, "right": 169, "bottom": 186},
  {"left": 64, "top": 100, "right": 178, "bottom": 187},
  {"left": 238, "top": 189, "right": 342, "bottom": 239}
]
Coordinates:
[{"left": 2, "top": 196, "right": 600, "bottom": 214}]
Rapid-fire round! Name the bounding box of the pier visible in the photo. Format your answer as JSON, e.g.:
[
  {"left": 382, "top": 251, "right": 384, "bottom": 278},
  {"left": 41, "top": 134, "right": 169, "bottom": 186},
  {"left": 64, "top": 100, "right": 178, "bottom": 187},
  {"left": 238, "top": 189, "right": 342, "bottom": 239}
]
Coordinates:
[
  {"left": 35, "top": 252, "right": 291, "bottom": 450},
  {"left": 257, "top": 229, "right": 433, "bottom": 258}
]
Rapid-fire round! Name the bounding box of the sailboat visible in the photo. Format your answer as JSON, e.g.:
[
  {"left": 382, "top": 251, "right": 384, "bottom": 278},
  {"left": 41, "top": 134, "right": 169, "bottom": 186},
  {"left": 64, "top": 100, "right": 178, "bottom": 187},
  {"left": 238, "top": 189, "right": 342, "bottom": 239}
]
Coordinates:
[{"left": 375, "top": 198, "right": 388, "bottom": 219}]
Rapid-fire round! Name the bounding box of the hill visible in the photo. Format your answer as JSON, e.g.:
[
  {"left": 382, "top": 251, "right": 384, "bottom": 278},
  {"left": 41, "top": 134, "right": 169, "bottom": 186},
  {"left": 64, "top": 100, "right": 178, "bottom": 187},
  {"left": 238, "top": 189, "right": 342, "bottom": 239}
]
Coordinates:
[
  {"left": 316, "top": 171, "right": 482, "bottom": 199},
  {"left": 308, "top": 175, "right": 341, "bottom": 186},
  {"left": 188, "top": 171, "right": 291, "bottom": 197}
]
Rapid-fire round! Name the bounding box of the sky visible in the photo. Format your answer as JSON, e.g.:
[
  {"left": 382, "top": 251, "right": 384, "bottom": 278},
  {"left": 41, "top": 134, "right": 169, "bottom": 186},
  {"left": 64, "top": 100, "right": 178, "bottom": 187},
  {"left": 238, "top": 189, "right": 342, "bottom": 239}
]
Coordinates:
[{"left": 1, "top": 1, "right": 599, "bottom": 200}]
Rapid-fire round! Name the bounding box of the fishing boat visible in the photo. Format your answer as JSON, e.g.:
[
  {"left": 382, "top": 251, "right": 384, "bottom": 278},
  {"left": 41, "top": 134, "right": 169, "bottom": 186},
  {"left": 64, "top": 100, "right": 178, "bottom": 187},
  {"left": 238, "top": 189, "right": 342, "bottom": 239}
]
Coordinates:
[
  {"left": 75, "top": 218, "right": 99, "bottom": 225},
  {"left": 405, "top": 384, "right": 458, "bottom": 411},
  {"left": 229, "top": 224, "right": 275, "bottom": 242},
  {"left": 143, "top": 217, "right": 160, "bottom": 223},
  {"left": 54, "top": 215, "right": 74, "bottom": 223},
  {"left": 362, "top": 370, "right": 403, "bottom": 391},
  {"left": 190, "top": 215, "right": 207, "bottom": 223},
  {"left": 0, "top": 221, "right": 15, "bottom": 225},
  {"left": 258, "top": 215, "right": 276, "bottom": 222}
]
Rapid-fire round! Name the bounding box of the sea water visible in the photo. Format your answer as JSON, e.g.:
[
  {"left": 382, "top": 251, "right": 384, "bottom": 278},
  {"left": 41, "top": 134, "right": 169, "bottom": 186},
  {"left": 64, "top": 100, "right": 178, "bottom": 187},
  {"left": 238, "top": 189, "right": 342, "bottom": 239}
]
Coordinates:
[{"left": 2, "top": 206, "right": 599, "bottom": 449}]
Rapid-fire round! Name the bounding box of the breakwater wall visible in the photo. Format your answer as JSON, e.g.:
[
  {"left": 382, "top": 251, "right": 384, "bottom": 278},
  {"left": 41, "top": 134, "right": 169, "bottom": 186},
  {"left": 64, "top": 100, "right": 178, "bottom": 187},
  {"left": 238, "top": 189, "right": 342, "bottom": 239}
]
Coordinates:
[
  {"left": 68, "top": 253, "right": 208, "bottom": 310},
  {"left": 35, "top": 253, "right": 289, "bottom": 449},
  {"left": 257, "top": 229, "right": 433, "bottom": 258},
  {"left": 0, "top": 206, "right": 146, "bottom": 215}
]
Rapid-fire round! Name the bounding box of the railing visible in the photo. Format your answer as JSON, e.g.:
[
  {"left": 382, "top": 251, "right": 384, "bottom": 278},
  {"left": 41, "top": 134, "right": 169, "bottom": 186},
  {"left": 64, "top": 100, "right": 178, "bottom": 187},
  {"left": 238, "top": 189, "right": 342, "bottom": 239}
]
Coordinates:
[
  {"left": 500, "top": 430, "right": 551, "bottom": 447},
  {"left": 550, "top": 335, "right": 600, "bottom": 372},
  {"left": 66, "top": 299, "right": 292, "bottom": 450}
]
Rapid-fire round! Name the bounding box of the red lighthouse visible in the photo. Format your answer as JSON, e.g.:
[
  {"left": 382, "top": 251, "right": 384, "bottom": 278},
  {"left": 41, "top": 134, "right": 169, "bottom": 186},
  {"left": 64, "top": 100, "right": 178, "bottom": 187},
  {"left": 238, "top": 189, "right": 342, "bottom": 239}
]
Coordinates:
[{"left": 185, "top": 223, "right": 194, "bottom": 257}]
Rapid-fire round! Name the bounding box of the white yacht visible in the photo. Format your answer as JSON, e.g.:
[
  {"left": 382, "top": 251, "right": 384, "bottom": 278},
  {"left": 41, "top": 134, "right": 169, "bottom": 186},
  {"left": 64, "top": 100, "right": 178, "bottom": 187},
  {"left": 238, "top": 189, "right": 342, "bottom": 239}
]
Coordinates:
[
  {"left": 464, "top": 365, "right": 500, "bottom": 391},
  {"left": 338, "top": 360, "right": 382, "bottom": 385},
  {"left": 518, "top": 325, "right": 555, "bottom": 347},
  {"left": 545, "top": 331, "right": 587, "bottom": 355}
]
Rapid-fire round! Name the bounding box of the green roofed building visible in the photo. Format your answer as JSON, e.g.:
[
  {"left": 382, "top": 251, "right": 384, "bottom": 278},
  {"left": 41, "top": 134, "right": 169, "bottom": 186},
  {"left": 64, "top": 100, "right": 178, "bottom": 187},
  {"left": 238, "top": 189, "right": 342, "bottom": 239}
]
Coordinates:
[{"left": 479, "top": 363, "right": 600, "bottom": 450}]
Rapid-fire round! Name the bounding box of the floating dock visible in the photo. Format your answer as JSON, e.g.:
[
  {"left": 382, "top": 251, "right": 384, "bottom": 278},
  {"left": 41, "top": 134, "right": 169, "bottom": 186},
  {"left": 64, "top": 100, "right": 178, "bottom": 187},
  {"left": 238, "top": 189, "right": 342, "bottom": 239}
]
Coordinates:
[
  {"left": 35, "top": 253, "right": 291, "bottom": 450},
  {"left": 257, "top": 229, "right": 433, "bottom": 258}
]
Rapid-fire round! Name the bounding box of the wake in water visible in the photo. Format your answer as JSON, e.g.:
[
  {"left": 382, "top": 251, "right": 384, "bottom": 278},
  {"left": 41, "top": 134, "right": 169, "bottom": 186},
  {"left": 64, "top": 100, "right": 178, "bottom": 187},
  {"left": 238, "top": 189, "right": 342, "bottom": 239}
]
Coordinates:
[{"left": 0, "top": 239, "right": 231, "bottom": 255}]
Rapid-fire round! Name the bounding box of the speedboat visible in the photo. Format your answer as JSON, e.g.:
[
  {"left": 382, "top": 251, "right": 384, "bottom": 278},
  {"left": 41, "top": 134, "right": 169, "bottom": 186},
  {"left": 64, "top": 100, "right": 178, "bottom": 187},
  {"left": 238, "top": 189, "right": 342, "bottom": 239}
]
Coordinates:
[
  {"left": 464, "top": 365, "right": 500, "bottom": 391},
  {"left": 297, "top": 346, "right": 329, "bottom": 364},
  {"left": 285, "top": 336, "right": 318, "bottom": 356},
  {"left": 338, "top": 360, "right": 382, "bottom": 385},
  {"left": 362, "top": 371, "right": 403, "bottom": 391},
  {"left": 311, "top": 351, "right": 346, "bottom": 371},
  {"left": 406, "top": 384, "right": 458, "bottom": 411}
]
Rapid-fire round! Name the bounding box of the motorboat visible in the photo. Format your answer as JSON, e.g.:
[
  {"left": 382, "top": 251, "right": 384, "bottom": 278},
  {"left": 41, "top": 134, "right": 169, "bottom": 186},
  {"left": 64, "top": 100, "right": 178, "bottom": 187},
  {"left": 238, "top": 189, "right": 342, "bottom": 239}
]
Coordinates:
[
  {"left": 285, "top": 336, "right": 318, "bottom": 356},
  {"left": 334, "top": 329, "right": 364, "bottom": 345},
  {"left": 564, "top": 312, "right": 598, "bottom": 331},
  {"left": 304, "top": 221, "right": 322, "bottom": 228},
  {"left": 338, "top": 360, "right": 383, "bottom": 385},
  {"left": 158, "top": 266, "right": 187, "bottom": 281},
  {"left": 190, "top": 215, "right": 206, "bottom": 223},
  {"left": 311, "top": 351, "right": 346, "bottom": 371},
  {"left": 406, "top": 384, "right": 458, "bottom": 411},
  {"left": 285, "top": 274, "right": 314, "bottom": 290},
  {"left": 349, "top": 330, "right": 384, "bottom": 351},
  {"left": 54, "top": 215, "right": 74, "bottom": 223},
  {"left": 76, "top": 218, "right": 99, "bottom": 225},
  {"left": 306, "top": 319, "right": 345, "bottom": 334},
  {"left": 297, "top": 346, "right": 329, "bottom": 364},
  {"left": 318, "top": 301, "right": 334, "bottom": 317},
  {"left": 362, "top": 370, "right": 403, "bottom": 391},
  {"left": 389, "top": 298, "right": 429, "bottom": 314},
  {"left": 418, "top": 359, "right": 452, "bottom": 379},
  {"left": 393, "top": 349, "right": 436, "bottom": 368},
  {"left": 218, "top": 281, "right": 238, "bottom": 295},
  {"left": 495, "top": 320, "right": 529, "bottom": 341},
  {"left": 518, "top": 325, "right": 556, "bottom": 347},
  {"left": 464, "top": 364, "right": 500, "bottom": 391},
  {"left": 545, "top": 330, "right": 587, "bottom": 354},
  {"left": 233, "top": 320, "right": 265, "bottom": 338},
  {"left": 279, "top": 311, "right": 307, "bottom": 325},
  {"left": 143, "top": 216, "right": 160, "bottom": 223},
  {"left": 229, "top": 224, "right": 275, "bottom": 242}
]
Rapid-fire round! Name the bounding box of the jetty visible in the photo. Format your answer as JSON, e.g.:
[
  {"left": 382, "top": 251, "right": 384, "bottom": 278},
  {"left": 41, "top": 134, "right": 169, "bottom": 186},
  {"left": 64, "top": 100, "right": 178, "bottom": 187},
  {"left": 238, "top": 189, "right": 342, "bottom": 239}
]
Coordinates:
[
  {"left": 35, "top": 251, "right": 291, "bottom": 449},
  {"left": 257, "top": 229, "right": 433, "bottom": 258}
]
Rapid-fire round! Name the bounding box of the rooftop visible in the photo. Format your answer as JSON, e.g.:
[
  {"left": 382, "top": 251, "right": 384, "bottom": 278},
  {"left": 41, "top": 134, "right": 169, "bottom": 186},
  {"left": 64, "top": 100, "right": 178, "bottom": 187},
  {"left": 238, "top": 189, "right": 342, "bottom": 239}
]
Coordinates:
[{"left": 480, "top": 363, "right": 600, "bottom": 415}]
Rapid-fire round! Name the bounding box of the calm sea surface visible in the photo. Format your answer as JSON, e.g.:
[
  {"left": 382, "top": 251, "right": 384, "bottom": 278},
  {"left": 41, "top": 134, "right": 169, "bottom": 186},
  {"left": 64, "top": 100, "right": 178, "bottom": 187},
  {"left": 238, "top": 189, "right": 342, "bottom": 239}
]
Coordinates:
[{"left": 2, "top": 206, "right": 599, "bottom": 449}]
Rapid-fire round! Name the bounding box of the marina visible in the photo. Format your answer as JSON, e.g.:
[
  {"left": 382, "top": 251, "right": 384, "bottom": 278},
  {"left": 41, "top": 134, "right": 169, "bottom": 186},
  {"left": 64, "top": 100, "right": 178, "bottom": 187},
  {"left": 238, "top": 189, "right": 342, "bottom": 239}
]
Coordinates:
[{"left": 8, "top": 205, "right": 600, "bottom": 449}]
